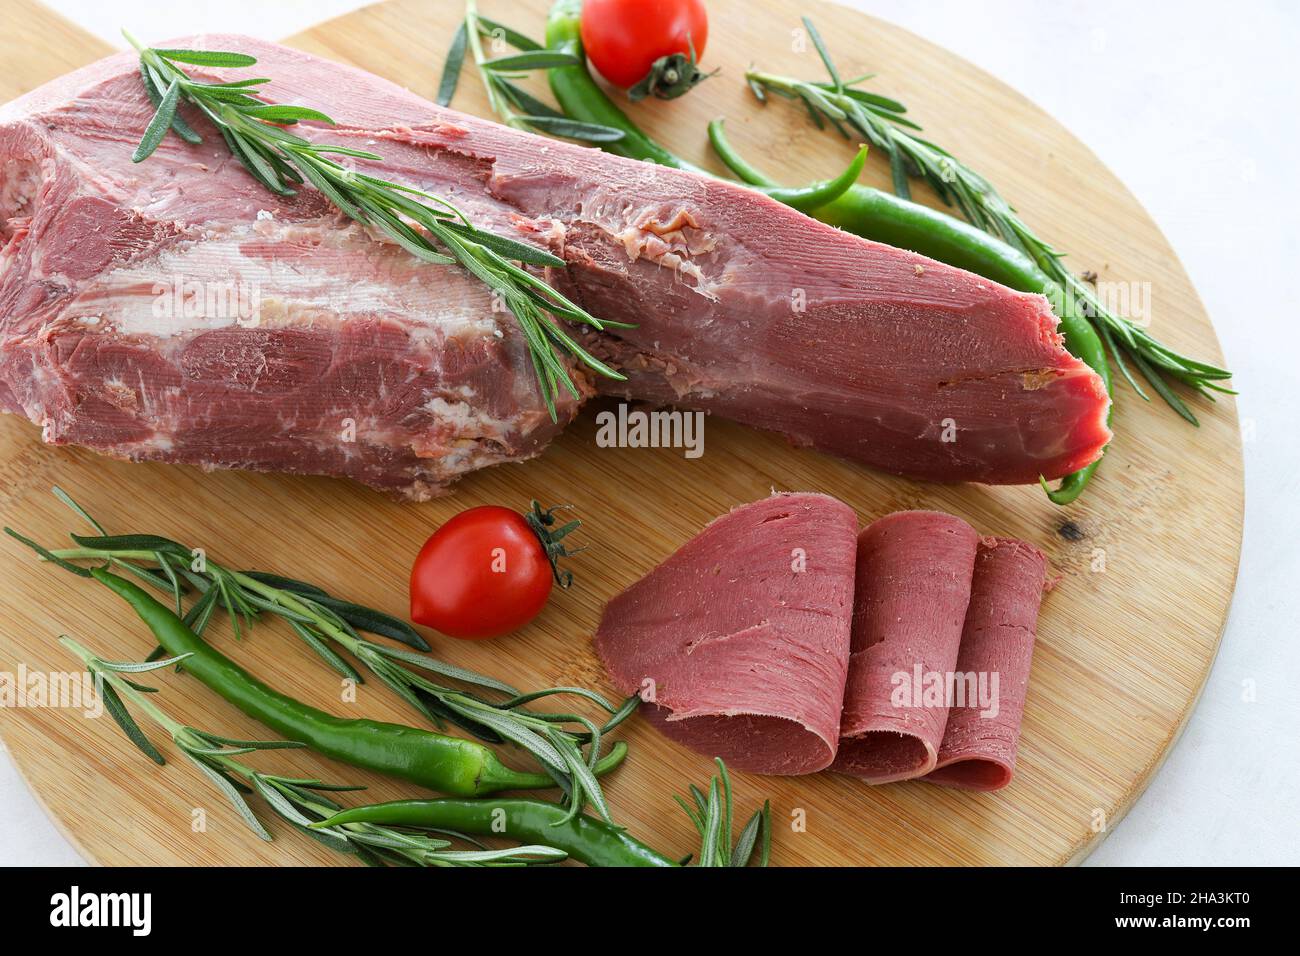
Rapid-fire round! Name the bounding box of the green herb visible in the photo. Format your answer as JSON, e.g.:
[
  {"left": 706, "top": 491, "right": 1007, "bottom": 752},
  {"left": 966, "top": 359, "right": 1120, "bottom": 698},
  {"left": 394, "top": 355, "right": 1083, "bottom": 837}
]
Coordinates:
[
  {"left": 676, "top": 758, "right": 772, "bottom": 867},
  {"left": 62, "top": 637, "right": 566, "bottom": 866},
  {"left": 123, "top": 28, "right": 627, "bottom": 420},
  {"left": 746, "top": 18, "right": 1234, "bottom": 421},
  {"left": 436, "top": 21, "right": 469, "bottom": 106},
  {"left": 12, "top": 487, "right": 637, "bottom": 824},
  {"left": 448, "top": 0, "right": 625, "bottom": 143}
]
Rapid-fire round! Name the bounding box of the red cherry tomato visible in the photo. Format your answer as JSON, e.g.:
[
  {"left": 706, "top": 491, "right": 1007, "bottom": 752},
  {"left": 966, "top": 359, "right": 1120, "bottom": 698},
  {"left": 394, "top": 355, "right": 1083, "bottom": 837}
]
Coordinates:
[
  {"left": 581, "top": 0, "right": 709, "bottom": 89},
  {"left": 410, "top": 506, "right": 554, "bottom": 640}
]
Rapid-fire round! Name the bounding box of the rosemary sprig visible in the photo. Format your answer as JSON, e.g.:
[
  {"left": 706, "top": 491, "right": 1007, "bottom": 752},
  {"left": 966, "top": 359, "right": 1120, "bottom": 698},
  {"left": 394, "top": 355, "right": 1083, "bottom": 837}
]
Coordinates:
[
  {"left": 14, "top": 487, "right": 636, "bottom": 825},
  {"left": 747, "top": 18, "right": 1234, "bottom": 422},
  {"left": 441, "top": 0, "right": 625, "bottom": 142},
  {"left": 62, "top": 638, "right": 565, "bottom": 866},
  {"left": 123, "top": 29, "right": 627, "bottom": 420},
  {"left": 675, "top": 758, "right": 772, "bottom": 867}
]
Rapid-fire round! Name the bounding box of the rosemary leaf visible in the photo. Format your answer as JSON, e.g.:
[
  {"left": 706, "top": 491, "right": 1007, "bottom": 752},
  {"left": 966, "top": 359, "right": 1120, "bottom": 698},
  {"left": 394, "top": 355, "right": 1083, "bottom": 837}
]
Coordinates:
[
  {"left": 250, "top": 775, "right": 316, "bottom": 829},
  {"left": 98, "top": 679, "right": 166, "bottom": 765},
  {"left": 92, "top": 654, "right": 191, "bottom": 674},
  {"left": 153, "top": 48, "right": 258, "bottom": 68},
  {"left": 132, "top": 77, "right": 181, "bottom": 162},
  {"left": 186, "top": 753, "right": 272, "bottom": 839},
  {"left": 367, "top": 642, "right": 518, "bottom": 694},
  {"left": 437, "top": 21, "right": 468, "bottom": 106},
  {"left": 521, "top": 115, "right": 626, "bottom": 142},
  {"left": 154, "top": 551, "right": 183, "bottom": 616},
  {"left": 307, "top": 596, "right": 427, "bottom": 650},
  {"left": 4, "top": 528, "right": 94, "bottom": 578},
  {"left": 187, "top": 730, "right": 307, "bottom": 750},
  {"left": 138, "top": 63, "right": 201, "bottom": 144},
  {"left": 698, "top": 778, "right": 723, "bottom": 866},
  {"left": 287, "top": 618, "right": 364, "bottom": 683},
  {"left": 241, "top": 571, "right": 330, "bottom": 599},
  {"left": 474, "top": 15, "right": 543, "bottom": 52},
  {"left": 731, "top": 808, "right": 764, "bottom": 867},
  {"left": 889, "top": 148, "right": 911, "bottom": 201},
  {"left": 802, "top": 16, "right": 843, "bottom": 92},
  {"left": 239, "top": 104, "right": 335, "bottom": 124},
  {"left": 482, "top": 50, "right": 578, "bottom": 71},
  {"left": 70, "top": 532, "right": 188, "bottom": 555},
  {"left": 434, "top": 219, "right": 564, "bottom": 266}
]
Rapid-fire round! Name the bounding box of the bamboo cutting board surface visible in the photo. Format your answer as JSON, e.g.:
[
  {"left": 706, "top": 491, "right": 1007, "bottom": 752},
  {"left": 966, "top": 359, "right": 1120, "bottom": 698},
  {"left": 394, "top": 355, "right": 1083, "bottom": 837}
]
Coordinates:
[{"left": 0, "top": 0, "right": 1242, "bottom": 866}]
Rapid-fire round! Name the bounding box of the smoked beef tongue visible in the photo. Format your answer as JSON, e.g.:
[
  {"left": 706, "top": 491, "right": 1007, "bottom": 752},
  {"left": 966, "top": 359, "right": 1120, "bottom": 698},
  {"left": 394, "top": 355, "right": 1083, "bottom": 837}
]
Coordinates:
[
  {"left": 593, "top": 494, "right": 856, "bottom": 774},
  {"left": 923, "top": 537, "right": 1047, "bottom": 791},
  {"left": 831, "top": 511, "right": 979, "bottom": 783}
]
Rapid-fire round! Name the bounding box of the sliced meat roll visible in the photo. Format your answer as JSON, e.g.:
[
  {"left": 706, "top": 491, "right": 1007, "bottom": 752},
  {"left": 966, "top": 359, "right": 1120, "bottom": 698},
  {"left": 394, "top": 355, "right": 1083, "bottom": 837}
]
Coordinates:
[
  {"left": 924, "top": 537, "right": 1048, "bottom": 791},
  {"left": 593, "top": 493, "right": 857, "bottom": 774},
  {"left": 831, "top": 511, "right": 979, "bottom": 783}
]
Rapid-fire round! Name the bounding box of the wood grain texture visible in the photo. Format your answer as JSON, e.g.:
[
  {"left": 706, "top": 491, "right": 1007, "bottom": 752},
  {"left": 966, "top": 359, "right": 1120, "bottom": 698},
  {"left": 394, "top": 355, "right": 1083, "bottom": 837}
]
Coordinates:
[{"left": 0, "top": 0, "right": 1242, "bottom": 866}]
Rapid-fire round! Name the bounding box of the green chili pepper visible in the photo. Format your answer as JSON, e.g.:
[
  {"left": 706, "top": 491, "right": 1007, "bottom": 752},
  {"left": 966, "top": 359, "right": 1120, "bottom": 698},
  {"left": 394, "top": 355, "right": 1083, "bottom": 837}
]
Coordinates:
[
  {"left": 313, "top": 797, "right": 677, "bottom": 867},
  {"left": 545, "top": 0, "right": 1113, "bottom": 503},
  {"left": 89, "top": 567, "right": 627, "bottom": 797},
  {"left": 767, "top": 144, "right": 869, "bottom": 212}
]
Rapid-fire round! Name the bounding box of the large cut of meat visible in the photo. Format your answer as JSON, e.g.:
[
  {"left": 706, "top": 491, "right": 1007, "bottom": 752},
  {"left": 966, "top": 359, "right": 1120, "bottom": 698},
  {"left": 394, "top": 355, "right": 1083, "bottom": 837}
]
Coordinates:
[
  {"left": 594, "top": 494, "right": 857, "bottom": 775},
  {"left": 0, "top": 36, "right": 1110, "bottom": 496}
]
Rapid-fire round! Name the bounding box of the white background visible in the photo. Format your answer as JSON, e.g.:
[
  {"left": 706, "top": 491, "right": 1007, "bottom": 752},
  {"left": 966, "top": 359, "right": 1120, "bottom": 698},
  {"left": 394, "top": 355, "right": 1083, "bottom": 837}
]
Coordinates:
[{"left": 2, "top": 0, "right": 1296, "bottom": 866}]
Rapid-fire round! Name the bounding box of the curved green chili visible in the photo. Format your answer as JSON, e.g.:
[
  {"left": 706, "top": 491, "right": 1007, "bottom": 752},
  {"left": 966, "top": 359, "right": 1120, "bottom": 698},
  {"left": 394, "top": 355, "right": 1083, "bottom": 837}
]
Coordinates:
[
  {"left": 768, "top": 144, "right": 867, "bottom": 212},
  {"left": 90, "top": 568, "right": 627, "bottom": 797},
  {"left": 314, "top": 797, "right": 678, "bottom": 867}
]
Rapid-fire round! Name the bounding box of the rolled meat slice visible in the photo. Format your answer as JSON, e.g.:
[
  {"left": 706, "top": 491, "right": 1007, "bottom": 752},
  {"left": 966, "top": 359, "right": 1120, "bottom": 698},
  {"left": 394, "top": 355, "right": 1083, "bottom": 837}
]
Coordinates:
[
  {"left": 593, "top": 493, "right": 857, "bottom": 774},
  {"left": 924, "top": 537, "right": 1048, "bottom": 791},
  {"left": 831, "top": 511, "right": 979, "bottom": 783}
]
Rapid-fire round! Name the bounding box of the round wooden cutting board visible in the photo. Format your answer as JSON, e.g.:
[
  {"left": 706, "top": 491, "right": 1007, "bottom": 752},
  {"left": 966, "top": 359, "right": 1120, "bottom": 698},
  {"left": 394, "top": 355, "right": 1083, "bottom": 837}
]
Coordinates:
[{"left": 0, "top": 0, "right": 1242, "bottom": 866}]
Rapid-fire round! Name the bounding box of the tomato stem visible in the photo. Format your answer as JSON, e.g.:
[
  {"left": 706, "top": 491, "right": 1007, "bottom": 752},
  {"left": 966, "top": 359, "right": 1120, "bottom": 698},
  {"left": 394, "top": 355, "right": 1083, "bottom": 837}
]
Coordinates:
[
  {"left": 627, "top": 34, "right": 716, "bottom": 102},
  {"left": 524, "top": 501, "right": 583, "bottom": 588}
]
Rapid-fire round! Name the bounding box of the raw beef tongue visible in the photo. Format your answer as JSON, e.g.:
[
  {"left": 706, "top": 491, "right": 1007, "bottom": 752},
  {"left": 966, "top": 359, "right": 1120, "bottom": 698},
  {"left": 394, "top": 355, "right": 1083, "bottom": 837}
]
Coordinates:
[
  {"left": 924, "top": 537, "right": 1048, "bottom": 791},
  {"left": 831, "top": 511, "right": 979, "bottom": 783},
  {"left": 593, "top": 494, "right": 857, "bottom": 774}
]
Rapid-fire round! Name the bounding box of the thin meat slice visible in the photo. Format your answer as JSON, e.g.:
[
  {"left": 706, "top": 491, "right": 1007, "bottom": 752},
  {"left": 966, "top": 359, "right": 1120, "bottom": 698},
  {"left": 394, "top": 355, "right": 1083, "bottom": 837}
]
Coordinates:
[
  {"left": 924, "top": 537, "right": 1047, "bottom": 791},
  {"left": 831, "top": 511, "right": 979, "bottom": 783},
  {"left": 593, "top": 494, "right": 857, "bottom": 774}
]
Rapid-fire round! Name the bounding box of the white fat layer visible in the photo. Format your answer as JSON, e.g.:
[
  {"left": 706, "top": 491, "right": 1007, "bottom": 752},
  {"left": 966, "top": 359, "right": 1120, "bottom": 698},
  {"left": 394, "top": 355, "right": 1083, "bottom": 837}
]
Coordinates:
[{"left": 71, "top": 219, "right": 502, "bottom": 340}]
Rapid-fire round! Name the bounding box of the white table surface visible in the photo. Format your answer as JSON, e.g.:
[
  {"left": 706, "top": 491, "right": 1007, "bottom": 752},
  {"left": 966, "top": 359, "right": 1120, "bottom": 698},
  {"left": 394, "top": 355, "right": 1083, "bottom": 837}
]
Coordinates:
[{"left": 3, "top": 0, "right": 1296, "bottom": 866}]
